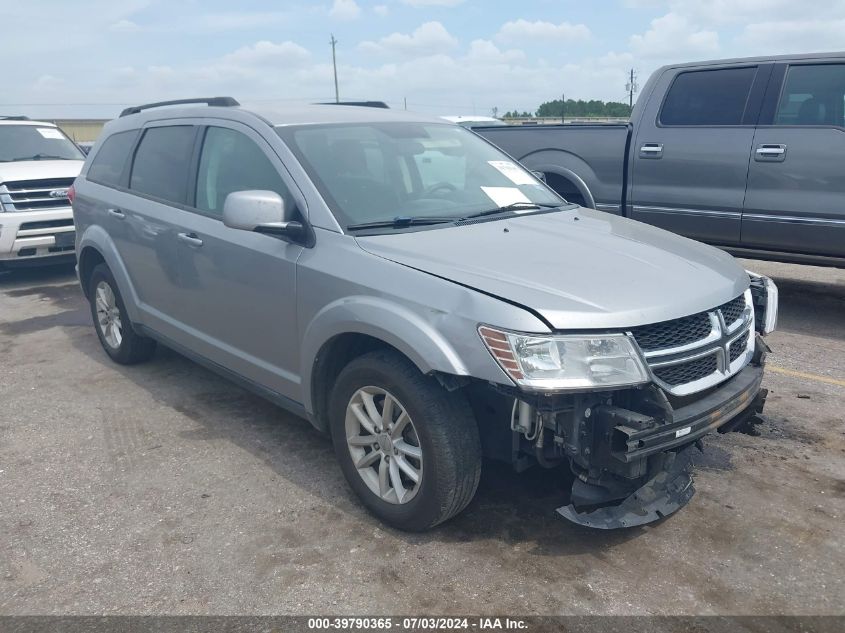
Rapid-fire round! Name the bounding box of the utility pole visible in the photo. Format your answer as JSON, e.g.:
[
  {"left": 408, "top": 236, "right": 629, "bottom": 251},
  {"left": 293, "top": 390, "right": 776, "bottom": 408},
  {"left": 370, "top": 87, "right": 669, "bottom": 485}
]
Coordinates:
[
  {"left": 626, "top": 69, "right": 638, "bottom": 108},
  {"left": 404, "top": 97, "right": 407, "bottom": 110},
  {"left": 561, "top": 92, "right": 565, "bottom": 123},
  {"left": 330, "top": 34, "right": 339, "bottom": 103}
]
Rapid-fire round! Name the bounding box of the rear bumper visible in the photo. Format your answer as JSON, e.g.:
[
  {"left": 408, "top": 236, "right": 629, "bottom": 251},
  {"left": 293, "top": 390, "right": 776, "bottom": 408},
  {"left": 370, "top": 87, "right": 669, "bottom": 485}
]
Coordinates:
[{"left": 0, "top": 208, "right": 76, "bottom": 262}]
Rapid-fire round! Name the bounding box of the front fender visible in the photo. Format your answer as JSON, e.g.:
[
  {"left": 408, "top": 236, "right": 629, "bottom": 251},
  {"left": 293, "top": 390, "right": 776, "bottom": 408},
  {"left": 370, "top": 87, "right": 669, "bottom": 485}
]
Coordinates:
[
  {"left": 78, "top": 226, "right": 142, "bottom": 324},
  {"left": 299, "top": 295, "right": 471, "bottom": 414}
]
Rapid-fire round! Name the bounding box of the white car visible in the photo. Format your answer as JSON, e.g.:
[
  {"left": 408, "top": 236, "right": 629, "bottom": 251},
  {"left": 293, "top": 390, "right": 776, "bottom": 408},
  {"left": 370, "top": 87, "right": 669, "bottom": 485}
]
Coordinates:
[{"left": 0, "top": 117, "right": 85, "bottom": 268}]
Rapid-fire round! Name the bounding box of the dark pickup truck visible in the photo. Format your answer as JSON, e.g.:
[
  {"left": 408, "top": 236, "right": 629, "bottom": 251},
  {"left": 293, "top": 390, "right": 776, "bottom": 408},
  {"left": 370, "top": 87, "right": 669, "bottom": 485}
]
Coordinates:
[{"left": 475, "top": 52, "right": 845, "bottom": 267}]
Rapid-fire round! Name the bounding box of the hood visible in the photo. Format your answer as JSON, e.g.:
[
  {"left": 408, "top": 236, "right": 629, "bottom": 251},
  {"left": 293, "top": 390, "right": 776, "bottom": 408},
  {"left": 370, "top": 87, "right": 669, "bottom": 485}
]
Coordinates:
[
  {"left": 0, "top": 160, "right": 84, "bottom": 184},
  {"left": 356, "top": 207, "right": 749, "bottom": 330}
]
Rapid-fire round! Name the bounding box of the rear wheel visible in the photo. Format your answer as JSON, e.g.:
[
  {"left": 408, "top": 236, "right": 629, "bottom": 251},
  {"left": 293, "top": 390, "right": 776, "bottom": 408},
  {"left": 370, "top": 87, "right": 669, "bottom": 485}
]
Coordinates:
[
  {"left": 88, "top": 263, "right": 156, "bottom": 364},
  {"left": 329, "top": 349, "right": 481, "bottom": 531}
]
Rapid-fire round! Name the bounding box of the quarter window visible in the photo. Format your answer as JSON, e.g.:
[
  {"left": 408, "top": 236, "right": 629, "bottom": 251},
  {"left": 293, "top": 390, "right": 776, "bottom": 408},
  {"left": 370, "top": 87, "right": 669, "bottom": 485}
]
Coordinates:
[
  {"left": 774, "top": 64, "right": 845, "bottom": 127},
  {"left": 87, "top": 130, "right": 137, "bottom": 187},
  {"left": 195, "top": 127, "right": 291, "bottom": 216},
  {"left": 129, "top": 126, "right": 195, "bottom": 205},
  {"left": 660, "top": 67, "right": 757, "bottom": 126}
]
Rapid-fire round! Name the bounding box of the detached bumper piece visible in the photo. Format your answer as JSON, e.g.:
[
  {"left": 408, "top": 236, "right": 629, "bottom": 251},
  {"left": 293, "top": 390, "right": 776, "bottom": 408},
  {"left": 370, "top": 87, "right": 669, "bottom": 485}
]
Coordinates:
[{"left": 557, "top": 446, "right": 695, "bottom": 529}]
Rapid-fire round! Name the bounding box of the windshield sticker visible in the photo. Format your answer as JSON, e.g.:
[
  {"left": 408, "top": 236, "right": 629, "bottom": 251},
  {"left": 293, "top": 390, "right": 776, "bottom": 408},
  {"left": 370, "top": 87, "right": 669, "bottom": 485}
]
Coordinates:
[
  {"left": 480, "top": 186, "right": 532, "bottom": 208},
  {"left": 487, "top": 160, "right": 536, "bottom": 185},
  {"left": 36, "top": 128, "right": 64, "bottom": 139}
]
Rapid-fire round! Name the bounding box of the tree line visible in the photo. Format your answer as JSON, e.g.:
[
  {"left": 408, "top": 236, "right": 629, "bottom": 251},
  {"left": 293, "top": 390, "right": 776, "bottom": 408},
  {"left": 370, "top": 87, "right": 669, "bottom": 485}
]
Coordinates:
[{"left": 501, "top": 99, "right": 632, "bottom": 119}]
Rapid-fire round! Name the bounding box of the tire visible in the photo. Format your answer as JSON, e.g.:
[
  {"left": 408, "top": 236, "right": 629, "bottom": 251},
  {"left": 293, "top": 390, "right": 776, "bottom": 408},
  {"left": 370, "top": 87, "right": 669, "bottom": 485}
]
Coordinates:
[
  {"left": 329, "top": 349, "right": 482, "bottom": 531},
  {"left": 88, "top": 263, "right": 156, "bottom": 365}
]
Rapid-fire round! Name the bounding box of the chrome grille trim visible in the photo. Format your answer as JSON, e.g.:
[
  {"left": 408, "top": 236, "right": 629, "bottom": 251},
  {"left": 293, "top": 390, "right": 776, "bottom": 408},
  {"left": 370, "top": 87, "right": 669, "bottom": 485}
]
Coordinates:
[
  {"left": 630, "top": 289, "right": 755, "bottom": 396},
  {"left": 0, "top": 177, "right": 75, "bottom": 212}
]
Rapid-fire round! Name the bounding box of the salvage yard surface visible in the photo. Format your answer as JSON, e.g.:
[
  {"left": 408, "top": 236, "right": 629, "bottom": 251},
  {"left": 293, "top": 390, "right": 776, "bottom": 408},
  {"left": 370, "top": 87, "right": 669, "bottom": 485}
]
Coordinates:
[{"left": 0, "top": 259, "right": 842, "bottom": 615}]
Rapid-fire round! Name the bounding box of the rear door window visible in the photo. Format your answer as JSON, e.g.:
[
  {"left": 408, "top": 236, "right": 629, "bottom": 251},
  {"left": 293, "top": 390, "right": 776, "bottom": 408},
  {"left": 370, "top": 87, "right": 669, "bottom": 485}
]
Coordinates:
[
  {"left": 87, "top": 130, "right": 137, "bottom": 187},
  {"left": 129, "top": 125, "right": 196, "bottom": 205},
  {"left": 774, "top": 64, "right": 845, "bottom": 127},
  {"left": 660, "top": 67, "right": 757, "bottom": 126}
]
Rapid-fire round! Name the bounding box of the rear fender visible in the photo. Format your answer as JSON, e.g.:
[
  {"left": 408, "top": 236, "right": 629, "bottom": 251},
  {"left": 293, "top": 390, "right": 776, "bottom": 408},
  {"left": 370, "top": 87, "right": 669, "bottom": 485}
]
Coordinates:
[{"left": 77, "top": 225, "right": 142, "bottom": 324}]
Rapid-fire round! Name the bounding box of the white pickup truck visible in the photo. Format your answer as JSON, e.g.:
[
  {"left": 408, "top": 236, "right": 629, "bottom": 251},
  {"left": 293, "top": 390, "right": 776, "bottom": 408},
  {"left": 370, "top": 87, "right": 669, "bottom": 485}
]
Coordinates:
[{"left": 0, "top": 117, "right": 85, "bottom": 268}]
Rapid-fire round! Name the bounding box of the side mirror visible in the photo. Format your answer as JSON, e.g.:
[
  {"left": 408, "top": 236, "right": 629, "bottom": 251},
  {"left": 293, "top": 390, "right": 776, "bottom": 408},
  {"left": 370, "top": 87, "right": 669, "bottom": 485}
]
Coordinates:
[{"left": 222, "top": 190, "right": 304, "bottom": 241}]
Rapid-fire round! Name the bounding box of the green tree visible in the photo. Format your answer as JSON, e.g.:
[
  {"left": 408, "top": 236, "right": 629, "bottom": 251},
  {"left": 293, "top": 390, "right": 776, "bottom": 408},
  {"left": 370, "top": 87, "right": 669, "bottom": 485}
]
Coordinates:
[{"left": 536, "top": 99, "right": 632, "bottom": 118}]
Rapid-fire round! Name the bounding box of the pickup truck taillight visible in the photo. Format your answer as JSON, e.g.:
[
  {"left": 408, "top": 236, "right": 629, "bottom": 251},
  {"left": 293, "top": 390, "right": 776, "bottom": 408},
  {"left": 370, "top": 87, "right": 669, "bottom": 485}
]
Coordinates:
[{"left": 67, "top": 184, "right": 75, "bottom": 204}]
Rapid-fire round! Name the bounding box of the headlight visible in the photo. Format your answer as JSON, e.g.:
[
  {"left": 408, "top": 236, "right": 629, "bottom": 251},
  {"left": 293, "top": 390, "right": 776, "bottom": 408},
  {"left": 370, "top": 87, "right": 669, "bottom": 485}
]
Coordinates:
[
  {"left": 746, "top": 271, "right": 778, "bottom": 335},
  {"left": 479, "top": 326, "right": 650, "bottom": 390}
]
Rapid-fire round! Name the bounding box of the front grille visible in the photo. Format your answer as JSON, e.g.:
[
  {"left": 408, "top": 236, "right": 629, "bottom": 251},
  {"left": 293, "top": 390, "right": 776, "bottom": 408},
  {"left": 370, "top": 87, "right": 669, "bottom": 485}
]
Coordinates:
[
  {"left": 719, "top": 295, "right": 746, "bottom": 326},
  {"left": 19, "top": 218, "right": 75, "bottom": 231},
  {"left": 0, "top": 177, "right": 74, "bottom": 211},
  {"left": 653, "top": 354, "right": 718, "bottom": 386},
  {"left": 630, "top": 311, "right": 712, "bottom": 352},
  {"left": 729, "top": 331, "right": 750, "bottom": 363}
]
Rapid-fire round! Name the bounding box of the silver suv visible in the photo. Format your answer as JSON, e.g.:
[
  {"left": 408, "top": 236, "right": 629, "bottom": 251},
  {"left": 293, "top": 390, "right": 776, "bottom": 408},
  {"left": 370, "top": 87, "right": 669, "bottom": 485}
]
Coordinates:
[{"left": 72, "top": 98, "right": 778, "bottom": 531}]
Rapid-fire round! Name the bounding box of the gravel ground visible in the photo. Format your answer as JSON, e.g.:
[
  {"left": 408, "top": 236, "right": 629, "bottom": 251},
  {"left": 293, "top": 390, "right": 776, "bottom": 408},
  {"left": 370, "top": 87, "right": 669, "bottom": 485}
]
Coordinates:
[{"left": 0, "top": 258, "right": 842, "bottom": 615}]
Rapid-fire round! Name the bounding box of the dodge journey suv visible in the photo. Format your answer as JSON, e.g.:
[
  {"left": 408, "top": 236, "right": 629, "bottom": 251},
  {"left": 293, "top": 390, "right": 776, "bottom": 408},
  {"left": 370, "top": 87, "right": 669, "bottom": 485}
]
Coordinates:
[{"left": 71, "top": 97, "right": 778, "bottom": 531}]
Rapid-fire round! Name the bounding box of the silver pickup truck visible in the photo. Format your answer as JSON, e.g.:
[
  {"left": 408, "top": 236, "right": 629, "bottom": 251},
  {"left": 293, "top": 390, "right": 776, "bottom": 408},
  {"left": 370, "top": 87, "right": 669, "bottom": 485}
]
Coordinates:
[{"left": 476, "top": 52, "right": 845, "bottom": 268}]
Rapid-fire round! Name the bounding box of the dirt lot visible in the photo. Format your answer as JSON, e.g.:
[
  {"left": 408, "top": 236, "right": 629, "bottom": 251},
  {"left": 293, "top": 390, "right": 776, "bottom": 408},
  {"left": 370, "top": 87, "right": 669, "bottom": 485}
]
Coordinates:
[{"left": 0, "top": 259, "right": 842, "bottom": 616}]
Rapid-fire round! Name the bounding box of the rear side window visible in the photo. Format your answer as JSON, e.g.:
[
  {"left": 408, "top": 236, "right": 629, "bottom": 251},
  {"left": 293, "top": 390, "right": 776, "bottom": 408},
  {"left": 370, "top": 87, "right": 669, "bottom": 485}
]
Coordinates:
[
  {"left": 660, "top": 67, "right": 757, "bottom": 126},
  {"left": 129, "top": 126, "right": 195, "bottom": 204},
  {"left": 195, "top": 126, "right": 290, "bottom": 215},
  {"left": 775, "top": 64, "right": 845, "bottom": 127},
  {"left": 87, "top": 130, "right": 137, "bottom": 187}
]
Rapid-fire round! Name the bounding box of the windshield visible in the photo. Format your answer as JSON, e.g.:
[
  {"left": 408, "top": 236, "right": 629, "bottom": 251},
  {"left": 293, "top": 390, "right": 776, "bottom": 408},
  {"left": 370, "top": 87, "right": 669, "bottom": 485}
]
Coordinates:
[
  {"left": 277, "top": 122, "right": 563, "bottom": 230},
  {"left": 0, "top": 125, "right": 85, "bottom": 162}
]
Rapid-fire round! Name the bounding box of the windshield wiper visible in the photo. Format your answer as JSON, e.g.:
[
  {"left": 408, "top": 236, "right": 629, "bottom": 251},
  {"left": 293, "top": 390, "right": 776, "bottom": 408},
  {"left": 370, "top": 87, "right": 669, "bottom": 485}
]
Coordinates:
[
  {"left": 347, "top": 216, "right": 457, "bottom": 231},
  {"left": 12, "top": 154, "right": 73, "bottom": 161},
  {"left": 459, "top": 201, "right": 564, "bottom": 221}
]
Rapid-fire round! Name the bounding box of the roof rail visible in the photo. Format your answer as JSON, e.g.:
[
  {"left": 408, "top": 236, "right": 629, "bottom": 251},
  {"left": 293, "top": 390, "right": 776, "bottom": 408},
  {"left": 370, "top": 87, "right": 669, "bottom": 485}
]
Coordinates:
[
  {"left": 317, "top": 101, "right": 389, "bottom": 109},
  {"left": 119, "top": 97, "right": 240, "bottom": 118},
  {"left": 0, "top": 115, "right": 30, "bottom": 121}
]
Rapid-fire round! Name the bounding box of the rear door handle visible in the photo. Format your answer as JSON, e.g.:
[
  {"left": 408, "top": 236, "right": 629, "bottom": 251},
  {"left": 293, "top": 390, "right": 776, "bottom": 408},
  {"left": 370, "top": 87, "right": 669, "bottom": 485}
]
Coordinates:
[
  {"left": 640, "top": 143, "right": 663, "bottom": 159},
  {"left": 755, "top": 144, "right": 786, "bottom": 161},
  {"left": 177, "top": 232, "right": 203, "bottom": 248},
  {"left": 107, "top": 208, "right": 125, "bottom": 219}
]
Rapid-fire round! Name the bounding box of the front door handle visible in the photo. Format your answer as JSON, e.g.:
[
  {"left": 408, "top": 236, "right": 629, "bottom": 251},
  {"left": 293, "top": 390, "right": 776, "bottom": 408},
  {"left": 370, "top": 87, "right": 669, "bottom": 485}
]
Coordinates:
[
  {"left": 107, "top": 208, "right": 125, "bottom": 219},
  {"left": 640, "top": 143, "right": 663, "bottom": 159},
  {"left": 755, "top": 144, "right": 787, "bottom": 162},
  {"left": 177, "top": 232, "right": 203, "bottom": 248}
]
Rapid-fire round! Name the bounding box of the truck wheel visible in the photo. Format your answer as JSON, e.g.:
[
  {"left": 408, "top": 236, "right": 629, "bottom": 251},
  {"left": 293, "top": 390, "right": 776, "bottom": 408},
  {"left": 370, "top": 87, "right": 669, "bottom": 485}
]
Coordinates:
[
  {"left": 329, "top": 349, "right": 481, "bottom": 531},
  {"left": 88, "top": 263, "right": 156, "bottom": 365}
]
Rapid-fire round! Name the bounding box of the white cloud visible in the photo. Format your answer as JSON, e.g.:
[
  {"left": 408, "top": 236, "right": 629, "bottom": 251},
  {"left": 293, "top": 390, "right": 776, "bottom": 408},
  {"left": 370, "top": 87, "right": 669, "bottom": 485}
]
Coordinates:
[
  {"left": 108, "top": 19, "right": 140, "bottom": 32},
  {"left": 466, "top": 40, "right": 526, "bottom": 65},
  {"left": 359, "top": 21, "right": 458, "bottom": 57},
  {"left": 495, "top": 19, "right": 591, "bottom": 42},
  {"left": 373, "top": 4, "right": 389, "bottom": 16},
  {"left": 329, "top": 0, "right": 361, "bottom": 20},
  {"left": 195, "top": 12, "right": 290, "bottom": 31},
  {"left": 401, "top": 0, "right": 464, "bottom": 6},
  {"left": 738, "top": 18, "right": 845, "bottom": 54},
  {"left": 629, "top": 13, "right": 719, "bottom": 59},
  {"left": 220, "top": 41, "right": 311, "bottom": 67}
]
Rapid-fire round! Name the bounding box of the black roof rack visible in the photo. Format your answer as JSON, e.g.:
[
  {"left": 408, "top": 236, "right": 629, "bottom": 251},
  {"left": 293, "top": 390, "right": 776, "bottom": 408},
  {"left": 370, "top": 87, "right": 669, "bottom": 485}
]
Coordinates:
[
  {"left": 0, "top": 115, "right": 30, "bottom": 121},
  {"left": 120, "top": 97, "right": 240, "bottom": 118},
  {"left": 317, "top": 101, "right": 389, "bottom": 109}
]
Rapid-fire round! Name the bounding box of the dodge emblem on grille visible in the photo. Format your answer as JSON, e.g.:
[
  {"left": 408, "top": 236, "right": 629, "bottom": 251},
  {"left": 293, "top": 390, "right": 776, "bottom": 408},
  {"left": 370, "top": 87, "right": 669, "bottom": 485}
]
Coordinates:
[{"left": 49, "top": 188, "right": 69, "bottom": 198}]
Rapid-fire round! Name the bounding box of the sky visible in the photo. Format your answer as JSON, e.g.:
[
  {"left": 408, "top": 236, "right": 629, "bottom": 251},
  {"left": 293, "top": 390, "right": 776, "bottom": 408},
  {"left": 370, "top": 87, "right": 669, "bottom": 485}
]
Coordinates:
[{"left": 3, "top": 0, "right": 845, "bottom": 120}]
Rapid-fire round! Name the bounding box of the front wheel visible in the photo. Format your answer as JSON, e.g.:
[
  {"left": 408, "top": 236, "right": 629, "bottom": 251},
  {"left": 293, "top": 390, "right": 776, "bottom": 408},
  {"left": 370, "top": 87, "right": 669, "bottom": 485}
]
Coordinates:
[{"left": 329, "top": 349, "right": 481, "bottom": 531}]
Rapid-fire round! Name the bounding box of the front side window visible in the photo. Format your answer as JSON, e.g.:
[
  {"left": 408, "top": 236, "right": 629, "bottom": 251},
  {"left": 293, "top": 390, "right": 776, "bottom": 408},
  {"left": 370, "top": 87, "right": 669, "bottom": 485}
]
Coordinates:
[
  {"left": 0, "top": 125, "right": 85, "bottom": 162},
  {"left": 278, "top": 122, "right": 561, "bottom": 229},
  {"left": 660, "top": 67, "right": 757, "bottom": 126},
  {"left": 774, "top": 64, "right": 845, "bottom": 127},
  {"left": 195, "top": 127, "right": 291, "bottom": 215},
  {"left": 87, "top": 130, "right": 137, "bottom": 186},
  {"left": 129, "top": 125, "right": 195, "bottom": 205}
]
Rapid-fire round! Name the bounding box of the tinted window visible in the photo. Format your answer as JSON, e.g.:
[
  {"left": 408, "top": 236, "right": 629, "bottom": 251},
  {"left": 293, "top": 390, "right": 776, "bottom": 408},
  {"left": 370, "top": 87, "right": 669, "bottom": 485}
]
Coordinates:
[
  {"left": 195, "top": 127, "right": 291, "bottom": 215},
  {"left": 129, "top": 126, "right": 195, "bottom": 204},
  {"left": 87, "top": 130, "right": 137, "bottom": 186},
  {"left": 775, "top": 64, "right": 845, "bottom": 127},
  {"left": 660, "top": 67, "right": 756, "bottom": 126}
]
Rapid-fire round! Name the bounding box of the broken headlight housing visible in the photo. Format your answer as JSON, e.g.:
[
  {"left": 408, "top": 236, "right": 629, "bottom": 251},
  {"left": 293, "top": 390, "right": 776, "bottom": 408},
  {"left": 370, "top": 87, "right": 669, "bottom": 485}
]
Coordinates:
[
  {"left": 747, "top": 271, "right": 778, "bottom": 335},
  {"left": 479, "top": 326, "right": 649, "bottom": 391}
]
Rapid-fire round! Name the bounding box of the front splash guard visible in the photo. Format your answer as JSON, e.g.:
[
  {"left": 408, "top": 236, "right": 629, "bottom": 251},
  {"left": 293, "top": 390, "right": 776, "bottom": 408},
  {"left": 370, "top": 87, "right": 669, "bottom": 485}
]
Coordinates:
[{"left": 557, "top": 447, "right": 696, "bottom": 529}]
